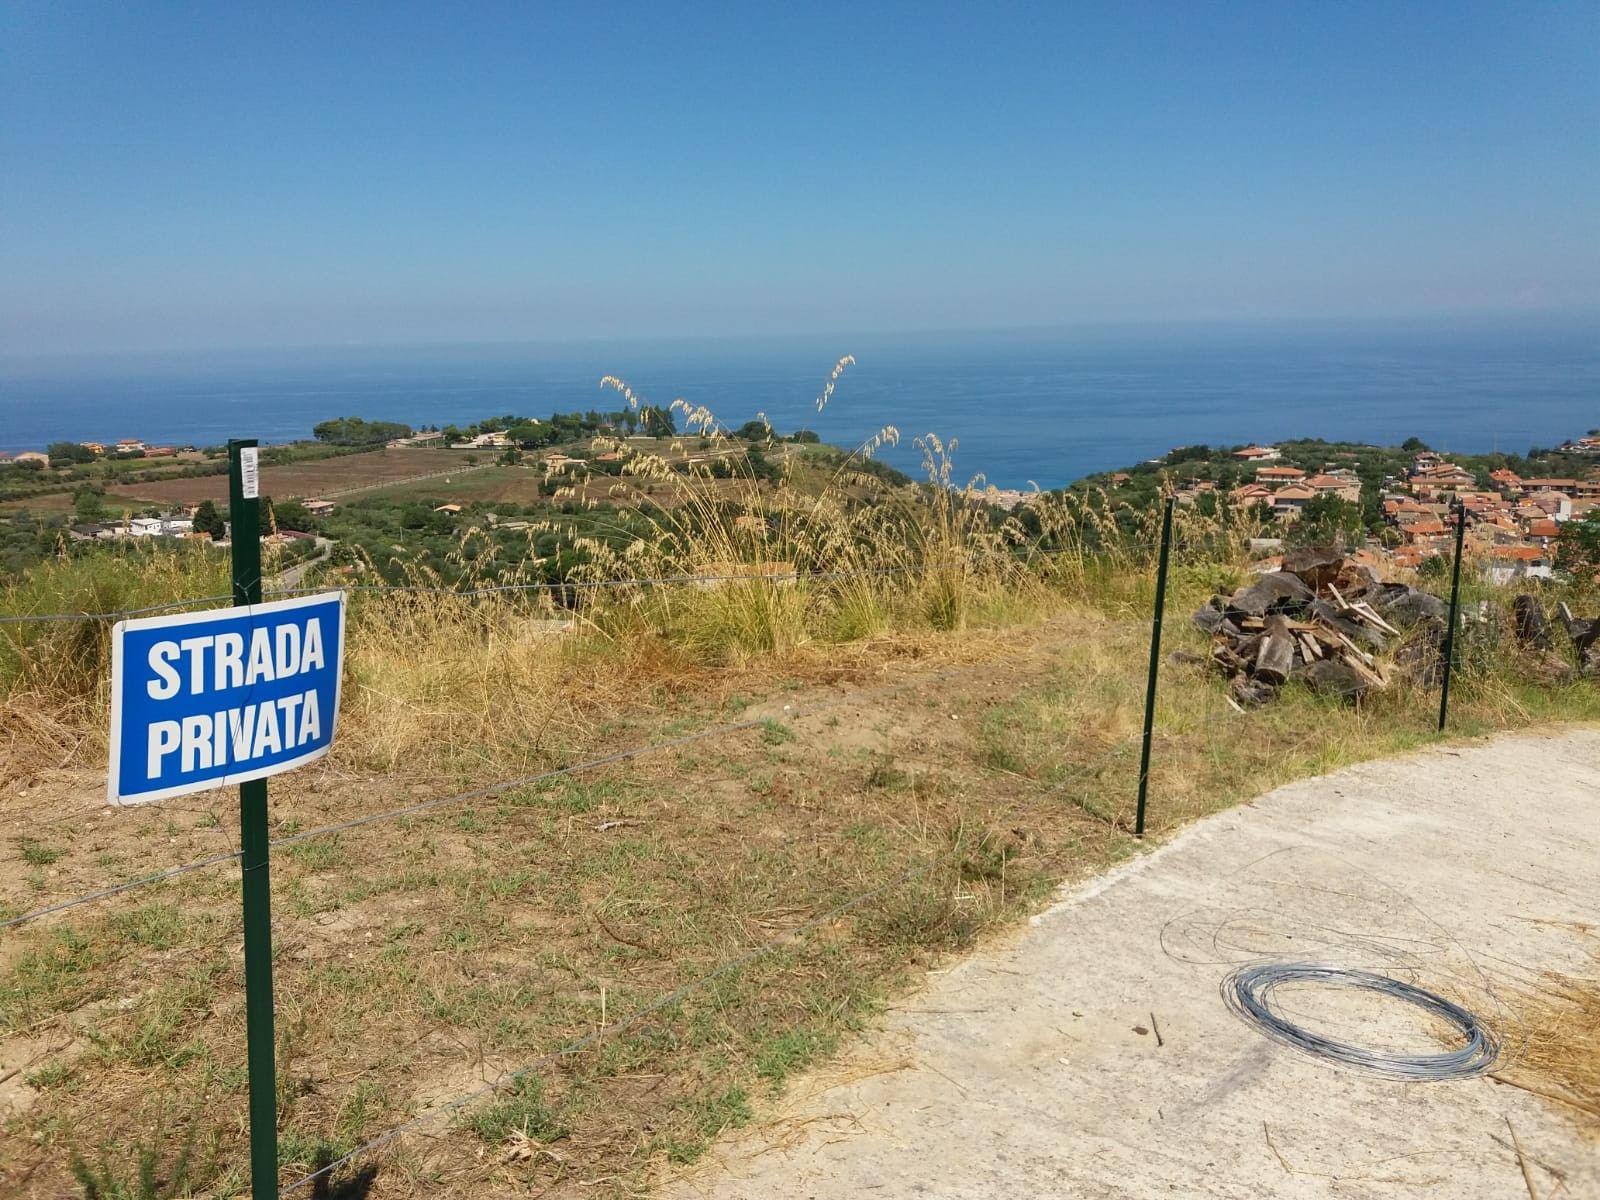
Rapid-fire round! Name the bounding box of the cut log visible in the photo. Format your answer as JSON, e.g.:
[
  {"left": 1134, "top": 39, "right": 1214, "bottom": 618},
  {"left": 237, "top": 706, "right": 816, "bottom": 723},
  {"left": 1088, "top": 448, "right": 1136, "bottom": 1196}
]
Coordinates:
[
  {"left": 1309, "top": 599, "right": 1388, "bottom": 652},
  {"left": 1281, "top": 545, "right": 1346, "bottom": 592},
  {"left": 1253, "top": 614, "right": 1297, "bottom": 685},
  {"left": 1224, "top": 571, "right": 1315, "bottom": 618},
  {"left": 1369, "top": 585, "right": 1447, "bottom": 629}
]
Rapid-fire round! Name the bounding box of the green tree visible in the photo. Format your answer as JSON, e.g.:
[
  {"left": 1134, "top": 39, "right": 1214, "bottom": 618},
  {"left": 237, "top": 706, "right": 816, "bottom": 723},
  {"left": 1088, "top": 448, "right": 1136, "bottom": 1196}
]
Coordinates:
[
  {"left": 641, "top": 405, "right": 676, "bottom": 437},
  {"left": 1401, "top": 437, "right": 1430, "bottom": 453},
  {"left": 1554, "top": 512, "right": 1600, "bottom": 581},
  {"left": 48, "top": 441, "right": 98, "bottom": 466},
  {"left": 192, "top": 499, "right": 226, "bottom": 539},
  {"left": 735, "top": 419, "right": 773, "bottom": 441},
  {"left": 1289, "top": 494, "right": 1367, "bottom": 549},
  {"left": 72, "top": 486, "right": 107, "bottom": 522},
  {"left": 273, "top": 498, "right": 314, "bottom": 532},
  {"left": 507, "top": 422, "right": 549, "bottom": 448},
  {"left": 312, "top": 417, "right": 412, "bottom": 445}
]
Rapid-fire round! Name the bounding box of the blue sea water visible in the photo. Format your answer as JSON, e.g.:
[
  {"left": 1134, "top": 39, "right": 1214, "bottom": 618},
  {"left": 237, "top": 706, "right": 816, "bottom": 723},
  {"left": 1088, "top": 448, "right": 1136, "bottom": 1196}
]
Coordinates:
[{"left": 1, "top": 317, "right": 1595, "bottom": 490}]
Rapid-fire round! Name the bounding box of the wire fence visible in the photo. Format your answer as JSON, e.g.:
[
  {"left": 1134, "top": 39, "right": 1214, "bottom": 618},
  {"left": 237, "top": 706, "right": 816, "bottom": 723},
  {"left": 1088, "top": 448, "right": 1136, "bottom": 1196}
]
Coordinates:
[
  {"left": 0, "top": 655, "right": 1083, "bottom": 934},
  {"left": 0, "top": 550, "right": 1093, "bottom": 626}
]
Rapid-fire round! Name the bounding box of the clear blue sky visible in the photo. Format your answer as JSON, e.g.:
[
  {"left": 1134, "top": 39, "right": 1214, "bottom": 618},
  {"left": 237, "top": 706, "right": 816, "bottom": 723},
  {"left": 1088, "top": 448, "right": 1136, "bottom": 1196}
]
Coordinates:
[{"left": 3, "top": 1, "right": 1596, "bottom": 354}]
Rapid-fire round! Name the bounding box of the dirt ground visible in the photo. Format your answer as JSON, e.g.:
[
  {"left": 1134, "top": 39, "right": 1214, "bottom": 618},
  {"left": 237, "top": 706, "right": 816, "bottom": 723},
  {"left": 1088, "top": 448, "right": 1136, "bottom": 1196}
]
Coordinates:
[{"left": 667, "top": 727, "right": 1600, "bottom": 1200}]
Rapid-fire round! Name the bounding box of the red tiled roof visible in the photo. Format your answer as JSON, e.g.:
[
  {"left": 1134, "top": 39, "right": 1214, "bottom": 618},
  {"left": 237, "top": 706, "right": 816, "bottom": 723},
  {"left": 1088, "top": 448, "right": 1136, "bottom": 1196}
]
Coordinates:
[{"left": 1489, "top": 546, "right": 1546, "bottom": 562}]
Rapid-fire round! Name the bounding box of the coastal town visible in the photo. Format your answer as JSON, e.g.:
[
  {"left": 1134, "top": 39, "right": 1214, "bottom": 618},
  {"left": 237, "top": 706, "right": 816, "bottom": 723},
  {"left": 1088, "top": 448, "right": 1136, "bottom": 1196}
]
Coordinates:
[{"left": 1200, "top": 437, "right": 1600, "bottom": 580}]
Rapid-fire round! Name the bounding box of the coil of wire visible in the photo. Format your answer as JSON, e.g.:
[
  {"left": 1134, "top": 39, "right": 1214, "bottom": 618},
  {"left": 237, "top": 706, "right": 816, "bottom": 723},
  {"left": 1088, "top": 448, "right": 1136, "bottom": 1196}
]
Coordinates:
[{"left": 1223, "top": 962, "right": 1497, "bottom": 1081}]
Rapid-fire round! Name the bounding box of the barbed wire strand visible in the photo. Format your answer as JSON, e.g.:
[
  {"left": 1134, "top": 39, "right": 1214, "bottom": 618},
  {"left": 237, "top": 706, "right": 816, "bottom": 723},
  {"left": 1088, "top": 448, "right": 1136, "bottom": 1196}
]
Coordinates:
[
  {"left": 0, "top": 648, "right": 1119, "bottom": 931},
  {"left": 284, "top": 733, "right": 1138, "bottom": 1194},
  {"left": 0, "top": 593, "right": 237, "bottom": 625},
  {"left": 0, "top": 544, "right": 1118, "bottom": 624},
  {"left": 0, "top": 719, "right": 765, "bottom": 932}
]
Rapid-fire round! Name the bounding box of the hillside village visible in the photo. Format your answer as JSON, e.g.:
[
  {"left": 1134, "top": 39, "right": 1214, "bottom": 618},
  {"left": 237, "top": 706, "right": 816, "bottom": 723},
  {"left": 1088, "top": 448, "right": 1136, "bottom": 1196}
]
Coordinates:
[{"left": 1071, "top": 432, "right": 1600, "bottom": 582}]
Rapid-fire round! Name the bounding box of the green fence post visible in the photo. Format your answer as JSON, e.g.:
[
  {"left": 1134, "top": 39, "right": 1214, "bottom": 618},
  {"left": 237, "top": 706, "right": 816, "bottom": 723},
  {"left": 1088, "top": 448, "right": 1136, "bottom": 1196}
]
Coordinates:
[
  {"left": 1135, "top": 497, "right": 1175, "bottom": 838},
  {"left": 229, "top": 439, "right": 279, "bottom": 1200},
  {"left": 1437, "top": 496, "right": 1467, "bottom": 733}
]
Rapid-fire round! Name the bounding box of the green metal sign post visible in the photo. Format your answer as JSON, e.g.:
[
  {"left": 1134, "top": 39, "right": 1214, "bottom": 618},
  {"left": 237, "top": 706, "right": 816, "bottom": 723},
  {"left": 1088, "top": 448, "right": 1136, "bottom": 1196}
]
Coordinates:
[
  {"left": 229, "top": 439, "right": 280, "bottom": 1200},
  {"left": 1134, "top": 496, "right": 1175, "bottom": 838},
  {"left": 1437, "top": 496, "right": 1468, "bottom": 733}
]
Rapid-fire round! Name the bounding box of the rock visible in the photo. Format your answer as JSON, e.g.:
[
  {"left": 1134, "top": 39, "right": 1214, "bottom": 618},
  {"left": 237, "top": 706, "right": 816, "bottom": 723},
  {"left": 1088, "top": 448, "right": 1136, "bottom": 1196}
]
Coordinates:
[{"left": 1192, "top": 606, "right": 1228, "bottom": 634}]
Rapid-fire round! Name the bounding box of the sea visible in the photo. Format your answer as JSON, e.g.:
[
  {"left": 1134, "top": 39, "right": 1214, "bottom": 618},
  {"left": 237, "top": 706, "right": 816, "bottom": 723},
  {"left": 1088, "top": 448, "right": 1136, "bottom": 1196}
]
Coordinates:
[{"left": 2, "top": 316, "right": 1595, "bottom": 490}]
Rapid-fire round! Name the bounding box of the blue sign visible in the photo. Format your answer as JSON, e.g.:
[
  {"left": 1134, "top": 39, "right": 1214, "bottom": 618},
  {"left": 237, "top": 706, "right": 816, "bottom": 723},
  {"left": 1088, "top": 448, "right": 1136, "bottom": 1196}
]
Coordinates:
[{"left": 109, "top": 592, "right": 346, "bottom": 806}]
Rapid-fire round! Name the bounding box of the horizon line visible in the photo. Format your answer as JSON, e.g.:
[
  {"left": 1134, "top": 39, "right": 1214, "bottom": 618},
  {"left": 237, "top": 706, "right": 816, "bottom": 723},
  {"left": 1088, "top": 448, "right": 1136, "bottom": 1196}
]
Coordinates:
[{"left": 4, "top": 306, "right": 1598, "bottom": 367}]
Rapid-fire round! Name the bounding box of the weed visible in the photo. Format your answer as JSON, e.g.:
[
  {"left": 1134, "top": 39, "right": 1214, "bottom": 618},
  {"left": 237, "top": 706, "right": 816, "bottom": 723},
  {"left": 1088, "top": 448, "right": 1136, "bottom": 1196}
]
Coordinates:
[
  {"left": 755, "top": 1028, "right": 838, "bottom": 1089},
  {"left": 665, "top": 1084, "right": 754, "bottom": 1164},
  {"left": 24, "top": 1059, "right": 76, "bottom": 1090},
  {"left": 461, "top": 1075, "right": 567, "bottom": 1145},
  {"left": 69, "top": 1130, "right": 203, "bottom": 1200},
  {"left": 284, "top": 835, "right": 343, "bottom": 871},
  {"left": 864, "top": 754, "right": 908, "bottom": 789},
  {"left": 16, "top": 837, "right": 63, "bottom": 866},
  {"left": 760, "top": 719, "right": 794, "bottom": 745}
]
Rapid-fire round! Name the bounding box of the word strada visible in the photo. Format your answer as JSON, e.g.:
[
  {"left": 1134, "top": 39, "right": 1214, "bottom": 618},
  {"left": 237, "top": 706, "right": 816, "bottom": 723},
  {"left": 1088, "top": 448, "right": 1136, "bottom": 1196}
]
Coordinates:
[
  {"left": 146, "top": 619, "right": 326, "bottom": 698},
  {"left": 143, "top": 618, "right": 328, "bottom": 776}
]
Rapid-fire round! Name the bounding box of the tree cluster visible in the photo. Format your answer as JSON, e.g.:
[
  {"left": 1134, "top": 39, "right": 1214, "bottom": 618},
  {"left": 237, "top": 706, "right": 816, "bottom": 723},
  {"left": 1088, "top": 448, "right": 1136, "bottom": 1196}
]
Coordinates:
[{"left": 312, "top": 417, "right": 413, "bottom": 445}]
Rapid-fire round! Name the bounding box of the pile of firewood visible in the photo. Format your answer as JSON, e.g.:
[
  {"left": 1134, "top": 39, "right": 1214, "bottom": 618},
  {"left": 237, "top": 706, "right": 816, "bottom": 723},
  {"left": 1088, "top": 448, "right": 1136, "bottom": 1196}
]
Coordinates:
[{"left": 1190, "top": 546, "right": 1448, "bottom": 706}]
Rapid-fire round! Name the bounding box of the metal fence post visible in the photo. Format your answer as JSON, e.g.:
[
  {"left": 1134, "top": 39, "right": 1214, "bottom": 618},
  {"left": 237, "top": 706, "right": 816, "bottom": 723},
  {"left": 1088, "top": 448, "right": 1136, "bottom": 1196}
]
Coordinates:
[
  {"left": 1135, "top": 497, "right": 1175, "bottom": 837},
  {"left": 230, "top": 439, "right": 280, "bottom": 1200},
  {"left": 1438, "top": 497, "right": 1467, "bottom": 733}
]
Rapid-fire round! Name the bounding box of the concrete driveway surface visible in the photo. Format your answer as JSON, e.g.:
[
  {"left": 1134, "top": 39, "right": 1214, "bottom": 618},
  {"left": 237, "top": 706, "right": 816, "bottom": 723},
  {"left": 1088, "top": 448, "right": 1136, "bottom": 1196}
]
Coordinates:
[{"left": 668, "top": 728, "right": 1600, "bottom": 1199}]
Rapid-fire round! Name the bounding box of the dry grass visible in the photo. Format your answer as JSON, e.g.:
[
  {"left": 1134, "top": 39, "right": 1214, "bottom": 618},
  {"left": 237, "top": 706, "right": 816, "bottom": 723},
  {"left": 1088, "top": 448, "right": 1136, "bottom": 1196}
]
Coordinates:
[{"left": 1493, "top": 941, "right": 1600, "bottom": 1133}]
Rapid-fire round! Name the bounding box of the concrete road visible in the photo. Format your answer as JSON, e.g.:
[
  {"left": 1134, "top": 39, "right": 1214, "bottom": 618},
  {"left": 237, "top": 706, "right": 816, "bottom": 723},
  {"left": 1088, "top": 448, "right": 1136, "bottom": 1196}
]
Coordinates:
[
  {"left": 270, "top": 536, "right": 333, "bottom": 591},
  {"left": 669, "top": 728, "right": 1600, "bottom": 1200}
]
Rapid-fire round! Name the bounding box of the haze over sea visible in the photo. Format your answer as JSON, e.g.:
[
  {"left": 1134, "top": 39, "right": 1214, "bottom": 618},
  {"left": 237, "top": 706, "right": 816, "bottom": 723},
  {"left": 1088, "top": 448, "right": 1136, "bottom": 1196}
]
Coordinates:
[{"left": 3, "top": 316, "right": 1595, "bottom": 491}]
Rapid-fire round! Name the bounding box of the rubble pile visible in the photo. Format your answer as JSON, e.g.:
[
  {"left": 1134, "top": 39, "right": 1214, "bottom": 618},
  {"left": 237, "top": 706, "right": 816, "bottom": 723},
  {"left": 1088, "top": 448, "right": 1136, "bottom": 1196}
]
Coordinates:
[{"left": 1190, "top": 547, "right": 1447, "bottom": 706}]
